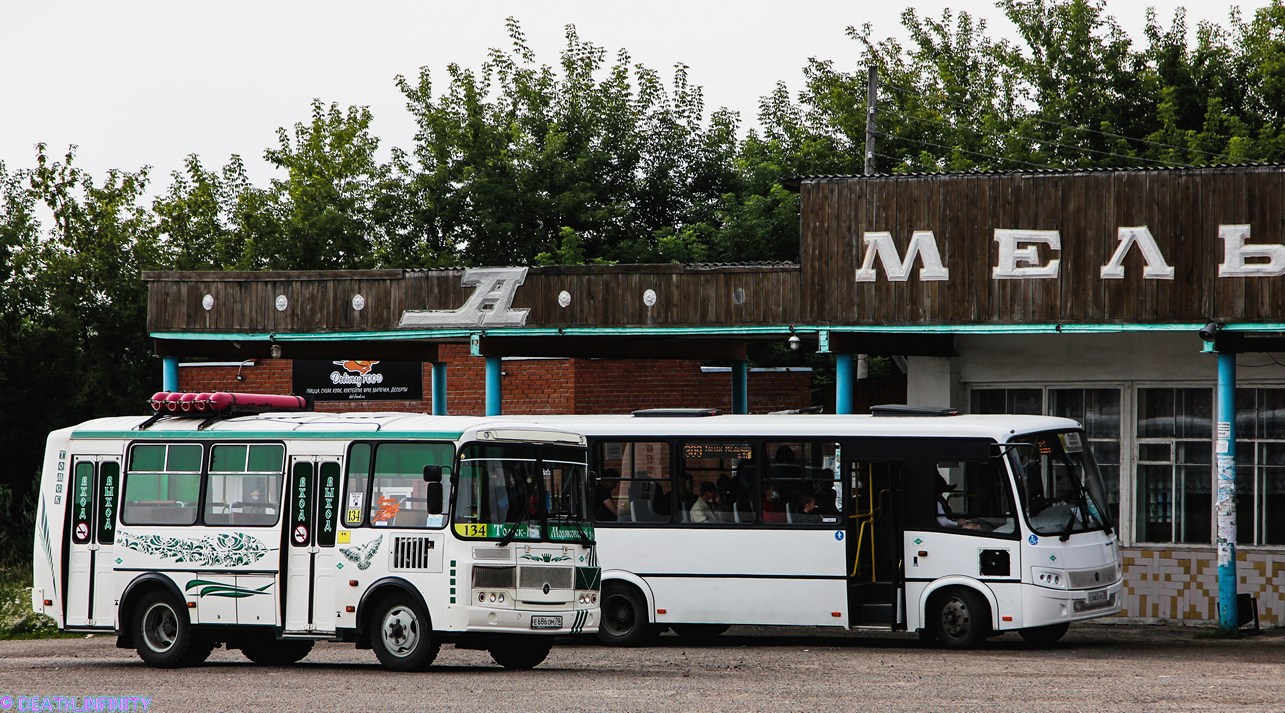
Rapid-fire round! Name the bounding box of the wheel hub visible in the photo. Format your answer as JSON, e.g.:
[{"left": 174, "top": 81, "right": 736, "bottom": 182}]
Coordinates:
[
  {"left": 382, "top": 606, "right": 419, "bottom": 656},
  {"left": 142, "top": 602, "right": 178, "bottom": 653}
]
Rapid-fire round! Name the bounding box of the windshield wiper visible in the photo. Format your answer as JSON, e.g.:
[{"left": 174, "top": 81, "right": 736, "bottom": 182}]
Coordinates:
[{"left": 497, "top": 494, "right": 532, "bottom": 547}]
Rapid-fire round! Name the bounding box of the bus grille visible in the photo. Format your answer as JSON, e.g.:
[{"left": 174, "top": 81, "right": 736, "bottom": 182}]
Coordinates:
[
  {"left": 391, "top": 536, "right": 435, "bottom": 570},
  {"left": 1067, "top": 564, "right": 1117, "bottom": 589},
  {"left": 472, "top": 565, "right": 516, "bottom": 589},
  {"left": 518, "top": 566, "right": 573, "bottom": 590}
]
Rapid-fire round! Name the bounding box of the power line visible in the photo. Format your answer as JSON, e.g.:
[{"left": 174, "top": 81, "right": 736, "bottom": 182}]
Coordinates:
[
  {"left": 873, "top": 133, "right": 1053, "bottom": 170},
  {"left": 882, "top": 109, "right": 1190, "bottom": 168},
  {"left": 883, "top": 82, "right": 1242, "bottom": 164}
]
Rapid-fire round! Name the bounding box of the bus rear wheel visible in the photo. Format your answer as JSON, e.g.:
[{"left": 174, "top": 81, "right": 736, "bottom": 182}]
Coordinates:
[
  {"left": 133, "top": 590, "right": 213, "bottom": 668},
  {"left": 489, "top": 635, "right": 554, "bottom": 669},
  {"left": 1019, "top": 622, "right": 1070, "bottom": 647},
  {"left": 597, "top": 583, "right": 650, "bottom": 646},
  {"left": 369, "top": 593, "right": 440, "bottom": 671},
  {"left": 930, "top": 587, "right": 990, "bottom": 650}
]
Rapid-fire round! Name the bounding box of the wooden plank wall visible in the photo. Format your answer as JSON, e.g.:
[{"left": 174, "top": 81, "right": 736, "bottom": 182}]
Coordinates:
[
  {"left": 800, "top": 166, "right": 1285, "bottom": 325},
  {"left": 145, "top": 265, "right": 803, "bottom": 333}
]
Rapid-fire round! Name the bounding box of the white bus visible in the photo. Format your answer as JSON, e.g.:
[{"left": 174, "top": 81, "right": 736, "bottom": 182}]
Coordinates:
[
  {"left": 517, "top": 407, "right": 1122, "bottom": 648},
  {"left": 32, "top": 395, "right": 599, "bottom": 670}
]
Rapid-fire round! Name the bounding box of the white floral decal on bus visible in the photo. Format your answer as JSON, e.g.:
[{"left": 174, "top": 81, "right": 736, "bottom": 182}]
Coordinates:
[{"left": 117, "top": 530, "right": 271, "bottom": 567}]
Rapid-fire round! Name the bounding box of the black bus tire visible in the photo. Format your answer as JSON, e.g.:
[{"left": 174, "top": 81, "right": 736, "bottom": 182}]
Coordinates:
[
  {"left": 243, "top": 637, "right": 315, "bottom": 665},
  {"left": 1019, "top": 622, "right": 1070, "bottom": 647},
  {"left": 134, "top": 590, "right": 213, "bottom": 668},
  {"left": 489, "top": 635, "right": 554, "bottom": 669},
  {"left": 930, "top": 587, "right": 991, "bottom": 650},
  {"left": 369, "top": 593, "right": 440, "bottom": 671},
  {"left": 597, "top": 583, "right": 650, "bottom": 647}
]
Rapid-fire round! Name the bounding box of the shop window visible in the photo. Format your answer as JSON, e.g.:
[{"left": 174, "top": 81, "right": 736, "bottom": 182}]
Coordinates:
[
  {"left": 1050, "top": 389, "right": 1122, "bottom": 528},
  {"left": 204, "top": 444, "right": 284, "bottom": 526},
  {"left": 970, "top": 388, "right": 1043, "bottom": 416},
  {"left": 1136, "top": 388, "right": 1213, "bottom": 544},
  {"left": 1233, "top": 388, "right": 1285, "bottom": 546},
  {"left": 595, "top": 441, "right": 671, "bottom": 524},
  {"left": 122, "top": 443, "right": 203, "bottom": 526},
  {"left": 678, "top": 441, "right": 755, "bottom": 524},
  {"left": 762, "top": 442, "right": 842, "bottom": 525}
]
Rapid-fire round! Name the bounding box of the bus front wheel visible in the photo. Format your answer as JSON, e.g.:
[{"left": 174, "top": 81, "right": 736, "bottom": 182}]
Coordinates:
[
  {"left": 133, "top": 590, "right": 213, "bottom": 668},
  {"left": 930, "top": 587, "right": 990, "bottom": 650},
  {"left": 369, "top": 593, "right": 440, "bottom": 671},
  {"left": 1018, "top": 622, "right": 1069, "bottom": 647},
  {"left": 489, "top": 635, "right": 554, "bottom": 669},
  {"left": 597, "top": 583, "right": 650, "bottom": 646}
]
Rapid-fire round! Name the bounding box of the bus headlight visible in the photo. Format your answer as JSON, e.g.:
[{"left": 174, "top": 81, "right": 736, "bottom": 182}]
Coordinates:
[{"left": 1032, "top": 568, "right": 1067, "bottom": 589}]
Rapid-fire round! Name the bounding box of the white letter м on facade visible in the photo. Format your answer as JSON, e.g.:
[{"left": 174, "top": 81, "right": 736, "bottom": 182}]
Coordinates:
[{"left": 854, "top": 231, "right": 949, "bottom": 282}]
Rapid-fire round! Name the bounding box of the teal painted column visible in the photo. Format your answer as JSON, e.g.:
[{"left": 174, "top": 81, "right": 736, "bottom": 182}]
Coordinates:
[
  {"left": 485, "top": 356, "right": 502, "bottom": 416},
  {"left": 731, "top": 360, "right": 748, "bottom": 414},
  {"left": 836, "top": 353, "right": 854, "bottom": 414},
  {"left": 163, "top": 356, "right": 180, "bottom": 392},
  {"left": 431, "top": 362, "right": 447, "bottom": 415},
  {"left": 1216, "top": 350, "right": 1239, "bottom": 630}
]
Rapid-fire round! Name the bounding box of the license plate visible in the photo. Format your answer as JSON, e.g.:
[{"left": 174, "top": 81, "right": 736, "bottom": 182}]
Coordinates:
[
  {"left": 1087, "top": 589, "right": 1109, "bottom": 604},
  {"left": 530, "top": 616, "right": 563, "bottom": 629}
]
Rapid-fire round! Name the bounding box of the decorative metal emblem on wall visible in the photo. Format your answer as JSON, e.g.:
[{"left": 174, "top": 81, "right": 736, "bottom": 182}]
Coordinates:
[{"left": 399, "top": 267, "right": 530, "bottom": 328}]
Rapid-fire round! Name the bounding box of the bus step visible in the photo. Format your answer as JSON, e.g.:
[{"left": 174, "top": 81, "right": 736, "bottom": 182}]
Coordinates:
[{"left": 859, "top": 603, "right": 893, "bottom": 625}]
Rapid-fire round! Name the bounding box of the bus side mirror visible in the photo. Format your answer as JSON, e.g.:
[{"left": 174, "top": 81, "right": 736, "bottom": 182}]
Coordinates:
[
  {"left": 425, "top": 482, "right": 443, "bottom": 515},
  {"left": 423, "top": 465, "right": 447, "bottom": 483}
]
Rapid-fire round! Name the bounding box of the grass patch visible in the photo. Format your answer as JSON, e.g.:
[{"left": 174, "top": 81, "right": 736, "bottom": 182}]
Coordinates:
[{"left": 0, "top": 561, "right": 61, "bottom": 640}]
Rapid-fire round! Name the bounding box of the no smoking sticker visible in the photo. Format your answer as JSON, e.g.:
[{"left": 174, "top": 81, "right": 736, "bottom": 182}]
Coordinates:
[{"left": 294, "top": 525, "right": 309, "bottom": 544}]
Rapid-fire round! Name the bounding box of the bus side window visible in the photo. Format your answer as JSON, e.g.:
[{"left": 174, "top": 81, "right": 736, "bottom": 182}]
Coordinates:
[
  {"left": 205, "top": 444, "right": 284, "bottom": 526},
  {"left": 594, "top": 441, "right": 671, "bottom": 524},
  {"left": 344, "top": 443, "right": 371, "bottom": 527},
  {"left": 679, "top": 441, "right": 754, "bottom": 525},
  {"left": 934, "top": 460, "right": 1016, "bottom": 535},
  {"left": 764, "top": 442, "right": 841, "bottom": 525},
  {"left": 122, "top": 443, "right": 202, "bottom": 526},
  {"left": 369, "top": 442, "right": 454, "bottom": 529}
]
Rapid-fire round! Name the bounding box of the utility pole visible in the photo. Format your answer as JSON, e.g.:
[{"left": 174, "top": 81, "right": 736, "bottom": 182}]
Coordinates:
[
  {"left": 857, "top": 66, "right": 878, "bottom": 381},
  {"left": 864, "top": 65, "right": 878, "bottom": 177}
]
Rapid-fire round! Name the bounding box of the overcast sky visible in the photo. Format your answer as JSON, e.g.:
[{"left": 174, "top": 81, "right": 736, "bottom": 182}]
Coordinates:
[{"left": 0, "top": 1, "right": 1265, "bottom": 194}]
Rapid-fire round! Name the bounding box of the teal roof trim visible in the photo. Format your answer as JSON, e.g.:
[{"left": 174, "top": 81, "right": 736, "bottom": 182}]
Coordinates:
[{"left": 153, "top": 322, "right": 1283, "bottom": 340}]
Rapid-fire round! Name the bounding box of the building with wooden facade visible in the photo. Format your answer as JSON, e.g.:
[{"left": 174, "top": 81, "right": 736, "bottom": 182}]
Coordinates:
[{"left": 146, "top": 164, "right": 1285, "bottom": 627}]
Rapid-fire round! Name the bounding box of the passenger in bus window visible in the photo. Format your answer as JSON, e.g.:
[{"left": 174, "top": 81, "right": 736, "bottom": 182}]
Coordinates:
[
  {"left": 797, "top": 494, "right": 821, "bottom": 523},
  {"left": 678, "top": 475, "right": 697, "bottom": 512},
  {"left": 761, "top": 482, "right": 786, "bottom": 523},
  {"left": 690, "top": 481, "right": 722, "bottom": 523},
  {"left": 936, "top": 475, "right": 981, "bottom": 530},
  {"left": 593, "top": 470, "right": 620, "bottom": 522}
]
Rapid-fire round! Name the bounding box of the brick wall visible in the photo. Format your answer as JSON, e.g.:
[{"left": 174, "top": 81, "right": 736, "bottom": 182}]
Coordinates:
[{"left": 178, "top": 344, "right": 813, "bottom": 415}]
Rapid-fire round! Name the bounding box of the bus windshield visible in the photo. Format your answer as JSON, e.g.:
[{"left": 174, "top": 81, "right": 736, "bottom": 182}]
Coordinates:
[
  {"left": 455, "top": 443, "right": 588, "bottom": 540},
  {"left": 1007, "top": 430, "right": 1112, "bottom": 537}
]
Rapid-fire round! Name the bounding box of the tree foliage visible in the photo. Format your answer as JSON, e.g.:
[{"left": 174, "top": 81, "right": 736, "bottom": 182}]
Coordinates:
[{"left": 4, "top": 4, "right": 1285, "bottom": 549}]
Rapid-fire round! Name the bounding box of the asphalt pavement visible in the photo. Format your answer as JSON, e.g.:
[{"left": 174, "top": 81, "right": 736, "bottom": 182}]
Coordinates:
[{"left": 1, "top": 624, "right": 1282, "bottom": 712}]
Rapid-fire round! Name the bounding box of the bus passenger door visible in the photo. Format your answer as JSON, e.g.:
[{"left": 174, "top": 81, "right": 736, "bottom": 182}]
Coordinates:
[
  {"left": 282, "top": 457, "right": 340, "bottom": 635},
  {"left": 65, "top": 457, "right": 120, "bottom": 629},
  {"left": 845, "top": 460, "right": 903, "bottom": 627}
]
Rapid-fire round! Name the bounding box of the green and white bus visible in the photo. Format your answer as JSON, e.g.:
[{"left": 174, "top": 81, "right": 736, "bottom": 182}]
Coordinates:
[{"left": 32, "top": 396, "right": 598, "bottom": 670}]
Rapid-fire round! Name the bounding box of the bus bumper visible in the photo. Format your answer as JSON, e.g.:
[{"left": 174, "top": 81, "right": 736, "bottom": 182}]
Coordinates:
[
  {"left": 459, "top": 605, "right": 598, "bottom": 635},
  {"left": 1022, "top": 580, "right": 1124, "bottom": 626}
]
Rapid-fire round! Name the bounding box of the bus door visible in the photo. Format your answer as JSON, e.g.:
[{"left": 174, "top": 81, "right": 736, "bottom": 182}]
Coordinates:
[
  {"left": 283, "top": 457, "right": 342, "bottom": 635},
  {"left": 844, "top": 459, "right": 903, "bottom": 627},
  {"left": 64, "top": 457, "right": 120, "bottom": 629}
]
